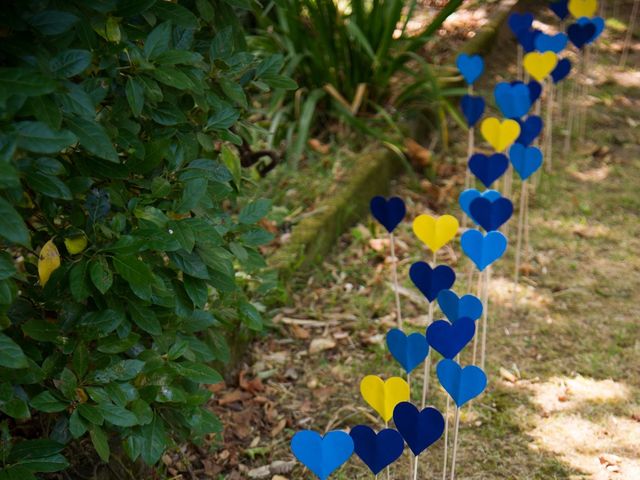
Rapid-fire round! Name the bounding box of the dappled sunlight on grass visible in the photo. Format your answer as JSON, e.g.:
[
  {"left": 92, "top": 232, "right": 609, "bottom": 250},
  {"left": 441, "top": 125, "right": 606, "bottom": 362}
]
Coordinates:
[{"left": 490, "top": 275, "right": 553, "bottom": 310}]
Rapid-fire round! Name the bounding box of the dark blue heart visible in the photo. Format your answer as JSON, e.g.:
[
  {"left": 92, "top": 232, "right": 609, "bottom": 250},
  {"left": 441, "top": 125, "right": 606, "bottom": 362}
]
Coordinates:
[
  {"left": 527, "top": 80, "right": 542, "bottom": 104},
  {"left": 535, "top": 32, "right": 568, "bottom": 53},
  {"left": 549, "top": 0, "right": 569, "bottom": 21},
  {"left": 577, "top": 16, "right": 605, "bottom": 44},
  {"left": 494, "top": 82, "right": 531, "bottom": 119},
  {"left": 349, "top": 426, "right": 404, "bottom": 475},
  {"left": 468, "top": 153, "right": 509, "bottom": 188},
  {"left": 456, "top": 54, "right": 484, "bottom": 85},
  {"left": 460, "top": 95, "right": 485, "bottom": 127},
  {"left": 426, "top": 318, "right": 475, "bottom": 359},
  {"left": 568, "top": 22, "right": 596, "bottom": 49},
  {"left": 459, "top": 188, "right": 501, "bottom": 225},
  {"left": 370, "top": 196, "right": 406, "bottom": 233},
  {"left": 392, "top": 402, "right": 444, "bottom": 456},
  {"left": 508, "top": 12, "right": 534, "bottom": 35},
  {"left": 551, "top": 58, "right": 572, "bottom": 84},
  {"left": 437, "top": 289, "right": 483, "bottom": 323},
  {"left": 516, "top": 115, "right": 543, "bottom": 146},
  {"left": 516, "top": 28, "right": 541, "bottom": 53},
  {"left": 409, "top": 262, "right": 456, "bottom": 303},
  {"left": 469, "top": 197, "right": 514, "bottom": 232}
]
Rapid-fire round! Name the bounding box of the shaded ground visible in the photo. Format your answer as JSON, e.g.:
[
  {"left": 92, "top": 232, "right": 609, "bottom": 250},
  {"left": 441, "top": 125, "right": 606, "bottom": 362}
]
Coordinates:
[{"left": 208, "top": 3, "right": 640, "bottom": 480}]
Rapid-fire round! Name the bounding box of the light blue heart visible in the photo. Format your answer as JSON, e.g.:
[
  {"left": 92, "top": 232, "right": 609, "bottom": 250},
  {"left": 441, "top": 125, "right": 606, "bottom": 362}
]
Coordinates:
[
  {"left": 461, "top": 229, "right": 508, "bottom": 272},
  {"left": 509, "top": 143, "right": 543, "bottom": 180},
  {"left": 456, "top": 54, "right": 484, "bottom": 85},
  {"left": 386, "top": 329, "right": 429, "bottom": 374},
  {"left": 494, "top": 82, "right": 532, "bottom": 119},
  {"left": 437, "top": 289, "right": 483, "bottom": 323},
  {"left": 291, "top": 430, "right": 354, "bottom": 480},
  {"left": 437, "top": 359, "right": 487, "bottom": 407},
  {"left": 535, "top": 32, "right": 568, "bottom": 53},
  {"left": 459, "top": 189, "right": 501, "bottom": 225}
]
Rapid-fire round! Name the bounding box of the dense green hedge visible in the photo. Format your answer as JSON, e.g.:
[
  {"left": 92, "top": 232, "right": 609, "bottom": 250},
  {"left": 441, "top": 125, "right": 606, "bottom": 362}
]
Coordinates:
[{"left": 0, "top": 0, "right": 293, "bottom": 476}]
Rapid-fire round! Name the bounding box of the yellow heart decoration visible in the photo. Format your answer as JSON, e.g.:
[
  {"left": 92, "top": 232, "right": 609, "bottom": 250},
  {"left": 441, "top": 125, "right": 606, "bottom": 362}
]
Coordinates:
[
  {"left": 480, "top": 117, "right": 521, "bottom": 152},
  {"left": 412, "top": 214, "right": 459, "bottom": 253},
  {"left": 360, "top": 375, "right": 410, "bottom": 422},
  {"left": 568, "top": 0, "right": 597, "bottom": 18},
  {"left": 523, "top": 52, "right": 558, "bottom": 82}
]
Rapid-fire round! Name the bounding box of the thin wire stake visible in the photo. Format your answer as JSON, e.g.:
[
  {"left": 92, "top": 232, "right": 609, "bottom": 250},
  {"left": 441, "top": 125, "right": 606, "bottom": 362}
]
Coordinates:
[
  {"left": 390, "top": 232, "right": 403, "bottom": 330},
  {"left": 620, "top": 0, "right": 640, "bottom": 68},
  {"left": 449, "top": 408, "right": 462, "bottom": 480},
  {"left": 442, "top": 395, "right": 451, "bottom": 480},
  {"left": 513, "top": 180, "right": 527, "bottom": 308},
  {"left": 421, "top": 250, "right": 437, "bottom": 409}
]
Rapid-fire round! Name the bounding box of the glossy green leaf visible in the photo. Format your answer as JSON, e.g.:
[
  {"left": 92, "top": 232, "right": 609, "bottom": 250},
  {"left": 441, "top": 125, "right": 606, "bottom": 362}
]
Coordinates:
[
  {"left": 65, "top": 116, "right": 118, "bottom": 163},
  {"left": 0, "top": 333, "right": 28, "bottom": 369},
  {"left": 15, "top": 121, "right": 76, "bottom": 154},
  {"left": 49, "top": 49, "right": 92, "bottom": 78},
  {"left": 30, "top": 391, "right": 67, "bottom": 413}
]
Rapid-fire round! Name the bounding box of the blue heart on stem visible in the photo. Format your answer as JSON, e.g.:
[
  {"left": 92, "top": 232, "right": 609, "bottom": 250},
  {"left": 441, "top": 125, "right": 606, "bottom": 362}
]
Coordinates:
[
  {"left": 549, "top": 0, "right": 569, "bottom": 20},
  {"left": 551, "top": 58, "right": 572, "bottom": 84},
  {"left": 436, "top": 359, "right": 487, "bottom": 408},
  {"left": 456, "top": 54, "right": 484, "bottom": 85},
  {"left": 349, "top": 426, "right": 404, "bottom": 475},
  {"left": 526, "top": 80, "right": 542, "bottom": 104},
  {"left": 426, "top": 318, "right": 476, "bottom": 359},
  {"left": 460, "top": 95, "right": 485, "bottom": 127},
  {"left": 461, "top": 229, "right": 508, "bottom": 271},
  {"left": 516, "top": 28, "right": 541, "bottom": 53},
  {"left": 535, "top": 32, "right": 568, "bottom": 53},
  {"left": 516, "top": 115, "right": 543, "bottom": 146},
  {"left": 459, "top": 188, "right": 501, "bottom": 225},
  {"left": 386, "top": 329, "right": 429, "bottom": 374},
  {"left": 392, "top": 402, "right": 444, "bottom": 456},
  {"left": 370, "top": 196, "right": 406, "bottom": 233},
  {"left": 291, "top": 430, "right": 354, "bottom": 480},
  {"left": 568, "top": 22, "right": 596, "bottom": 49},
  {"left": 409, "top": 263, "right": 456, "bottom": 303},
  {"left": 494, "top": 82, "right": 532, "bottom": 119},
  {"left": 577, "top": 16, "right": 605, "bottom": 44},
  {"left": 509, "top": 143, "right": 543, "bottom": 180},
  {"left": 469, "top": 197, "right": 514, "bottom": 232},
  {"left": 508, "top": 12, "right": 534, "bottom": 35},
  {"left": 437, "top": 289, "right": 483, "bottom": 323},
  {"left": 468, "top": 153, "right": 509, "bottom": 188}
]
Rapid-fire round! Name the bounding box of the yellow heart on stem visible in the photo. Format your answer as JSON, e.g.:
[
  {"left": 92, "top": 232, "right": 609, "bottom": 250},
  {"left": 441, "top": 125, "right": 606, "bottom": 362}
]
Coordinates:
[
  {"left": 360, "top": 375, "right": 410, "bottom": 422},
  {"left": 480, "top": 117, "right": 521, "bottom": 152},
  {"left": 412, "top": 214, "right": 459, "bottom": 253},
  {"left": 523, "top": 51, "right": 558, "bottom": 82},
  {"left": 568, "top": 0, "right": 598, "bottom": 18}
]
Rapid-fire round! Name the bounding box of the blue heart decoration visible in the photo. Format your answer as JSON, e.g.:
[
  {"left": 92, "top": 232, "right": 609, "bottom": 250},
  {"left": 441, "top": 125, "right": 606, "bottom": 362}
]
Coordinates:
[
  {"left": 516, "top": 115, "right": 543, "bottom": 146},
  {"left": 468, "top": 153, "right": 509, "bottom": 188},
  {"left": 460, "top": 95, "right": 485, "bottom": 127},
  {"left": 461, "top": 229, "right": 508, "bottom": 271},
  {"left": 409, "top": 262, "right": 456, "bottom": 303},
  {"left": 509, "top": 143, "right": 543, "bottom": 180},
  {"left": 456, "top": 54, "right": 484, "bottom": 85},
  {"left": 436, "top": 359, "right": 487, "bottom": 408},
  {"left": 568, "top": 22, "right": 596, "bottom": 49},
  {"left": 426, "top": 318, "right": 476, "bottom": 359},
  {"left": 349, "top": 426, "right": 404, "bottom": 475},
  {"left": 526, "top": 80, "right": 542, "bottom": 104},
  {"left": 578, "top": 16, "right": 605, "bottom": 44},
  {"left": 535, "top": 32, "right": 568, "bottom": 53},
  {"left": 392, "top": 402, "right": 444, "bottom": 456},
  {"left": 494, "top": 82, "right": 531, "bottom": 119},
  {"left": 291, "top": 430, "right": 354, "bottom": 480},
  {"left": 386, "top": 329, "right": 429, "bottom": 374},
  {"left": 437, "top": 289, "right": 483, "bottom": 323},
  {"left": 516, "top": 28, "right": 541, "bottom": 53},
  {"left": 551, "top": 58, "right": 572, "bottom": 84},
  {"left": 508, "top": 12, "right": 533, "bottom": 35},
  {"left": 549, "top": 0, "right": 569, "bottom": 21},
  {"left": 459, "top": 189, "right": 501, "bottom": 225},
  {"left": 370, "top": 196, "right": 406, "bottom": 233},
  {"left": 469, "top": 197, "right": 513, "bottom": 232}
]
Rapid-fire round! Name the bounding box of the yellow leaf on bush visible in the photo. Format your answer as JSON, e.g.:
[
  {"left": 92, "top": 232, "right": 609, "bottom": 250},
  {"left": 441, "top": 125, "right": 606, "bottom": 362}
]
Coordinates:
[
  {"left": 38, "top": 239, "right": 61, "bottom": 286},
  {"left": 64, "top": 233, "right": 88, "bottom": 255}
]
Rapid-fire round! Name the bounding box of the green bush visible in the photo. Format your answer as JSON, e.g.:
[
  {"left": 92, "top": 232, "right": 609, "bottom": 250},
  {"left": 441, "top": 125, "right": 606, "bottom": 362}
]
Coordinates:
[{"left": 0, "top": 0, "right": 292, "bottom": 476}]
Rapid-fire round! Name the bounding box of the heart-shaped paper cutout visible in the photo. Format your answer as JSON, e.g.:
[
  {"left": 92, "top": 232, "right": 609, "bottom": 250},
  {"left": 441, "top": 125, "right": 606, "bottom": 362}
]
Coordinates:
[
  {"left": 456, "top": 54, "right": 484, "bottom": 85},
  {"left": 569, "top": 0, "right": 597, "bottom": 18},
  {"left": 577, "top": 16, "right": 605, "bottom": 43},
  {"left": 549, "top": 0, "right": 569, "bottom": 20},
  {"left": 370, "top": 196, "right": 406, "bottom": 233},
  {"left": 526, "top": 80, "right": 542, "bottom": 104},
  {"left": 524, "top": 51, "right": 558, "bottom": 82},
  {"left": 392, "top": 402, "right": 444, "bottom": 456},
  {"left": 360, "top": 376, "right": 410, "bottom": 422},
  {"left": 468, "top": 153, "right": 509, "bottom": 188},
  {"left": 494, "top": 82, "right": 531, "bottom": 119},
  {"left": 516, "top": 28, "right": 541, "bottom": 53},
  {"left": 535, "top": 32, "right": 568, "bottom": 53},
  {"left": 412, "top": 214, "right": 459, "bottom": 253},
  {"left": 409, "top": 262, "right": 456, "bottom": 303},
  {"left": 461, "top": 229, "right": 508, "bottom": 271},
  {"left": 516, "top": 115, "right": 543, "bottom": 146},
  {"left": 291, "top": 430, "right": 354, "bottom": 480},
  {"left": 508, "top": 12, "right": 534, "bottom": 34},
  {"left": 349, "top": 426, "right": 404, "bottom": 475},
  {"left": 437, "top": 289, "right": 483, "bottom": 323},
  {"left": 436, "top": 359, "right": 487, "bottom": 408},
  {"left": 551, "top": 58, "right": 572, "bottom": 84},
  {"left": 509, "top": 143, "right": 543, "bottom": 180},
  {"left": 459, "top": 188, "right": 501, "bottom": 224},
  {"left": 480, "top": 117, "right": 521, "bottom": 152},
  {"left": 469, "top": 197, "right": 514, "bottom": 232},
  {"left": 426, "top": 318, "right": 476, "bottom": 359},
  {"left": 386, "top": 329, "right": 429, "bottom": 374},
  {"left": 460, "top": 94, "right": 485, "bottom": 127},
  {"left": 568, "top": 22, "right": 596, "bottom": 49}
]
